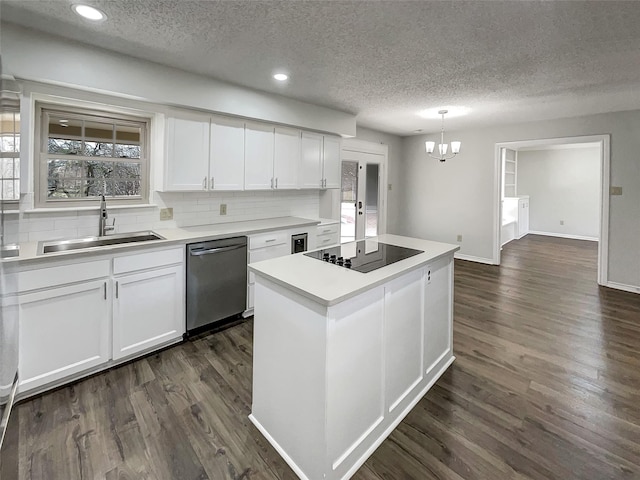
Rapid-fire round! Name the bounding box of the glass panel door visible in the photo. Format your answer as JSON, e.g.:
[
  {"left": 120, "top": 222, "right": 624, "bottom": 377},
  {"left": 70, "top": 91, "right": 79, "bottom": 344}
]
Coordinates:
[
  {"left": 340, "top": 158, "right": 382, "bottom": 242},
  {"left": 340, "top": 161, "right": 358, "bottom": 243},
  {"left": 365, "top": 163, "right": 379, "bottom": 237}
]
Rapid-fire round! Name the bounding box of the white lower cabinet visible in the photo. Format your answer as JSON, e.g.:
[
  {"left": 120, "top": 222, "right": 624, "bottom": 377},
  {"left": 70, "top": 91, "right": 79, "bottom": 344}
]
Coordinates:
[
  {"left": 315, "top": 223, "right": 340, "bottom": 249},
  {"left": 18, "top": 280, "right": 111, "bottom": 394},
  {"left": 246, "top": 229, "right": 297, "bottom": 311},
  {"left": 17, "top": 246, "right": 185, "bottom": 397},
  {"left": 113, "top": 265, "right": 184, "bottom": 361},
  {"left": 517, "top": 196, "right": 530, "bottom": 238}
]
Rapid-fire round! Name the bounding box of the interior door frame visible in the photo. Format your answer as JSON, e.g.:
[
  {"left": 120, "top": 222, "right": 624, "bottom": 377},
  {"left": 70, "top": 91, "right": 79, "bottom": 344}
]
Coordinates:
[
  {"left": 341, "top": 139, "right": 388, "bottom": 240},
  {"left": 493, "top": 134, "right": 610, "bottom": 286}
]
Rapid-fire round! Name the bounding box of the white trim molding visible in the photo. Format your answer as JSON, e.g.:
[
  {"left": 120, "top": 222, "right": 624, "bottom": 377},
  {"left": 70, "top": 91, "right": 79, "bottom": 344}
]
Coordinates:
[
  {"left": 527, "top": 231, "right": 598, "bottom": 242},
  {"left": 454, "top": 253, "right": 496, "bottom": 265},
  {"left": 605, "top": 282, "right": 640, "bottom": 295}
]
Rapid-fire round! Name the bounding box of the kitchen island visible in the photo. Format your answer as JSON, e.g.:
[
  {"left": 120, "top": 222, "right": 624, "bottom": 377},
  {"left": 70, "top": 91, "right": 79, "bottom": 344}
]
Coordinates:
[{"left": 248, "top": 234, "right": 459, "bottom": 480}]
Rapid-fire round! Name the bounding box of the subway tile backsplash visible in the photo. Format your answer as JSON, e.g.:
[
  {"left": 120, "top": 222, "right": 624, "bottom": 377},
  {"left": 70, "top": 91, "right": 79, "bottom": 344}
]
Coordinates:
[{"left": 3, "top": 190, "right": 320, "bottom": 244}]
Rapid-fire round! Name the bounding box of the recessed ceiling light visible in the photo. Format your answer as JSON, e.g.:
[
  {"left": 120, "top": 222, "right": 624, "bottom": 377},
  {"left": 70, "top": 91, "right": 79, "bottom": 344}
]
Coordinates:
[
  {"left": 417, "top": 106, "right": 471, "bottom": 119},
  {"left": 72, "top": 4, "right": 107, "bottom": 22},
  {"left": 273, "top": 73, "right": 288, "bottom": 81}
]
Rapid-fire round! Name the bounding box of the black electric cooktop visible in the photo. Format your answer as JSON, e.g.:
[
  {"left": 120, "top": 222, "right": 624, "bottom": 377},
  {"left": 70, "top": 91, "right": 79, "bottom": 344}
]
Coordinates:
[{"left": 304, "top": 240, "right": 423, "bottom": 273}]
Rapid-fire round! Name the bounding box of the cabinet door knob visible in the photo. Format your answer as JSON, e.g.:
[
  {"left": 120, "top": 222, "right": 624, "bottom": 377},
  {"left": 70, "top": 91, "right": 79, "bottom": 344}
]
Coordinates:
[
  {"left": 211, "top": 177, "right": 214, "bottom": 189},
  {"left": 203, "top": 177, "right": 207, "bottom": 190}
]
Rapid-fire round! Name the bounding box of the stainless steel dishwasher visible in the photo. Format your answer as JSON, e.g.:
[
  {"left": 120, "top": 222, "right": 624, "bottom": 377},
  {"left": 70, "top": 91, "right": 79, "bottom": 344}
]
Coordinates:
[{"left": 186, "top": 236, "right": 247, "bottom": 333}]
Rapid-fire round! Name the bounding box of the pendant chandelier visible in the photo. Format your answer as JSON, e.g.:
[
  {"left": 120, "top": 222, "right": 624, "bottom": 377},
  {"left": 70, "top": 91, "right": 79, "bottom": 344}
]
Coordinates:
[{"left": 425, "top": 109, "right": 461, "bottom": 162}]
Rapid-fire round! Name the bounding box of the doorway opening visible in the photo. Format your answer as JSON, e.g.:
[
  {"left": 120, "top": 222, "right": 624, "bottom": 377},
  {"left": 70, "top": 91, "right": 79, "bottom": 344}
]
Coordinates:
[
  {"left": 493, "top": 135, "right": 610, "bottom": 285},
  {"left": 340, "top": 139, "right": 388, "bottom": 243}
]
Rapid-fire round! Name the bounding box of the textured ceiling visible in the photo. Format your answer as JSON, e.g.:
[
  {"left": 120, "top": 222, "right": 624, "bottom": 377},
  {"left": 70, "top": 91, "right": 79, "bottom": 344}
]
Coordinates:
[{"left": 3, "top": 0, "right": 640, "bottom": 136}]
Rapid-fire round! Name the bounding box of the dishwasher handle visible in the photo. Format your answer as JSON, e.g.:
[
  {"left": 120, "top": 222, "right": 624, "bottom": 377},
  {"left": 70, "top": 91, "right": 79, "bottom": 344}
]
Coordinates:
[{"left": 189, "top": 244, "right": 245, "bottom": 256}]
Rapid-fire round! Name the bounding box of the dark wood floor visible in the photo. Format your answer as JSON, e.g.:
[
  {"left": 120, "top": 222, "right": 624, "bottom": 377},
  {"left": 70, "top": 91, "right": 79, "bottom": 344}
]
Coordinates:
[{"left": 4, "top": 234, "right": 640, "bottom": 479}]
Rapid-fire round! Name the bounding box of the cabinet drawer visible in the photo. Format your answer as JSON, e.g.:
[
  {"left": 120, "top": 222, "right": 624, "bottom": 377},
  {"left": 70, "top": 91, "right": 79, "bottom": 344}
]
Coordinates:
[
  {"left": 19, "top": 259, "right": 110, "bottom": 292},
  {"left": 249, "top": 243, "right": 291, "bottom": 264},
  {"left": 248, "top": 243, "right": 291, "bottom": 284},
  {"left": 114, "top": 247, "right": 184, "bottom": 275},
  {"left": 249, "top": 231, "right": 287, "bottom": 250},
  {"left": 316, "top": 224, "right": 339, "bottom": 236},
  {"left": 316, "top": 232, "right": 340, "bottom": 248}
]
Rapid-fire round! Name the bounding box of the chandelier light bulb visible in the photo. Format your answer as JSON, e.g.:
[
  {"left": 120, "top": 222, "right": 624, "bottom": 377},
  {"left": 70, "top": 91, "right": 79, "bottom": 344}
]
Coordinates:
[{"left": 425, "top": 141, "right": 435, "bottom": 154}]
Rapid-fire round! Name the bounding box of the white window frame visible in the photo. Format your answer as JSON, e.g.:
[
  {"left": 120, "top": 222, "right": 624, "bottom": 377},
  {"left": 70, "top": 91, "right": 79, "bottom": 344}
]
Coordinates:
[
  {"left": 0, "top": 109, "right": 20, "bottom": 203},
  {"left": 35, "top": 103, "right": 150, "bottom": 208}
]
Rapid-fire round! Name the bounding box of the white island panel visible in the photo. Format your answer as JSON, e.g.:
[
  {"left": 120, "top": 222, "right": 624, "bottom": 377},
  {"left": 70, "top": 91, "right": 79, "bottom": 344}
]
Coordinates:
[
  {"left": 251, "top": 279, "right": 328, "bottom": 480},
  {"left": 424, "top": 255, "right": 454, "bottom": 373},
  {"left": 326, "top": 287, "right": 385, "bottom": 470},
  {"left": 384, "top": 268, "right": 424, "bottom": 413},
  {"left": 250, "top": 235, "right": 458, "bottom": 480}
]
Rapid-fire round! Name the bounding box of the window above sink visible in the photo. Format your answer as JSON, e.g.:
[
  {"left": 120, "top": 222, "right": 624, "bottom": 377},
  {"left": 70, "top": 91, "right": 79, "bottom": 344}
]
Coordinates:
[{"left": 35, "top": 103, "right": 151, "bottom": 209}]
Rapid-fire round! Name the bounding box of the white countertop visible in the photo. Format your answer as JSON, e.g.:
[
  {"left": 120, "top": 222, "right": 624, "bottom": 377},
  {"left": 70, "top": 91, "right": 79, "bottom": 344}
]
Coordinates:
[
  {"left": 10, "top": 216, "right": 320, "bottom": 265},
  {"left": 249, "top": 234, "right": 459, "bottom": 306}
]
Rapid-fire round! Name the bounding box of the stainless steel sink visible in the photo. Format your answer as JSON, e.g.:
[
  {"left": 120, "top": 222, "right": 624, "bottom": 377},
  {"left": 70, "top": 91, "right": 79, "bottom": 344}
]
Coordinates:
[
  {"left": 1, "top": 244, "right": 19, "bottom": 258},
  {"left": 38, "top": 231, "right": 165, "bottom": 254}
]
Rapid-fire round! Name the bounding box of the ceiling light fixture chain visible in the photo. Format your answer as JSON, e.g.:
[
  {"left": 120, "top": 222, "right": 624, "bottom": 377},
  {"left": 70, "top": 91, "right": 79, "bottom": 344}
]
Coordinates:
[{"left": 425, "top": 109, "right": 461, "bottom": 162}]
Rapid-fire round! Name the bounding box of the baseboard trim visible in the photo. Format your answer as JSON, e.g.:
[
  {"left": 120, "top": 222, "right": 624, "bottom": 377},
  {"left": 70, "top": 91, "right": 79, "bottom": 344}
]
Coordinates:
[
  {"left": 454, "top": 253, "right": 496, "bottom": 265},
  {"left": 605, "top": 282, "right": 640, "bottom": 294},
  {"left": 249, "top": 414, "right": 311, "bottom": 480},
  {"left": 527, "top": 231, "right": 598, "bottom": 242}
]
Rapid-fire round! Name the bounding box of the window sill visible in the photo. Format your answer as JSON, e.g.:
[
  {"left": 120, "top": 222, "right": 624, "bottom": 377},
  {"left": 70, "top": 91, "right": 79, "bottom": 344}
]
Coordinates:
[{"left": 24, "top": 204, "right": 159, "bottom": 214}]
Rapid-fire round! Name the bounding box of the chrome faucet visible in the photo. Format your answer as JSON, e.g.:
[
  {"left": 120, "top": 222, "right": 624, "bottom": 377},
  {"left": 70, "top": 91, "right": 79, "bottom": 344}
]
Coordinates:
[{"left": 99, "top": 195, "right": 115, "bottom": 236}]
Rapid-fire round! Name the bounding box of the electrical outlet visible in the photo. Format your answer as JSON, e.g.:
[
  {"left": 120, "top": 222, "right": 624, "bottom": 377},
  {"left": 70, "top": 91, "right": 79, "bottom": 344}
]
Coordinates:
[
  {"left": 457, "top": 235, "right": 462, "bottom": 242},
  {"left": 159, "top": 208, "right": 173, "bottom": 221},
  {"left": 220, "top": 204, "right": 227, "bottom": 215},
  {"left": 610, "top": 186, "right": 623, "bottom": 195},
  {"left": 560, "top": 220, "right": 564, "bottom": 225}
]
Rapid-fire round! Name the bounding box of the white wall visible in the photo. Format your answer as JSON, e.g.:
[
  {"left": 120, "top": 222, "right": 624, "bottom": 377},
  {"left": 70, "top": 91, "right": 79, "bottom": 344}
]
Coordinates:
[
  {"left": 518, "top": 147, "right": 600, "bottom": 239},
  {"left": 1, "top": 23, "right": 356, "bottom": 137},
  {"left": 402, "top": 110, "right": 640, "bottom": 290}
]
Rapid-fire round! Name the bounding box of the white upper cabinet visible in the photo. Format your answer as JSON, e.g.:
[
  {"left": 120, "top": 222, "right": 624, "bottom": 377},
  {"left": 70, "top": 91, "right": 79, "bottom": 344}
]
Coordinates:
[
  {"left": 273, "top": 127, "right": 301, "bottom": 190},
  {"left": 299, "top": 133, "right": 341, "bottom": 189},
  {"left": 323, "top": 135, "right": 341, "bottom": 189},
  {"left": 165, "top": 110, "right": 340, "bottom": 192},
  {"left": 245, "top": 122, "right": 275, "bottom": 190},
  {"left": 165, "top": 115, "right": 210, "bottom": 191},
  {"left": 299, "top": 132, "right": 323, "bottom": 189},
  {"left": 210, "top": 116, "right": 245, "bottom": 191}
]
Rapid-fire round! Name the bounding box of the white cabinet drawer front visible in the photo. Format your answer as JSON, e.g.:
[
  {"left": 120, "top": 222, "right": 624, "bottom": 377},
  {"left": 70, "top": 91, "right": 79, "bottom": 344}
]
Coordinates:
[
  {"left": 249, "top": 231, "right": 287, "bottom": 250},
  {"left": 316, "top": 232, "right": 339, "bottom": 248},
  {"left": 249, "top": 243, "right": 290, "bottom": 265},
  {"left": 18, "top": 280, "right": 110, "bottom": 393},
  {"left": 19, "top": 259, "right": 110, "bottom": 292},
  {"left": 113, "top": 247, "right": 184, "bottom": 274},
  {"left": 316, "top": 224, "right": 339, "bottom": 236}
]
